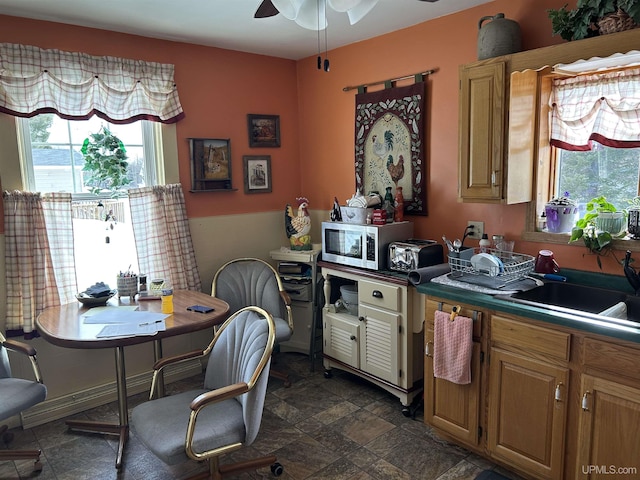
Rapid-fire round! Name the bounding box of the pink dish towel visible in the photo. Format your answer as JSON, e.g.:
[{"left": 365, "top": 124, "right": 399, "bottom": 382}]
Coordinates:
[{"left": 433, "top": 310, "right": 473, "bottom": 385}]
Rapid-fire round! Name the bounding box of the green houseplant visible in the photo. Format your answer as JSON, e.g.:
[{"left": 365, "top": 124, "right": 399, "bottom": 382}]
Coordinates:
[
  {"left": 569, "top": 195, "right": 627, "bottom": 267},
  {"left": 548, "top": 0, "right": 640, "bottom": 41},
  {"left": 81, "top": 126, "right": 130, "bottom": 196}
]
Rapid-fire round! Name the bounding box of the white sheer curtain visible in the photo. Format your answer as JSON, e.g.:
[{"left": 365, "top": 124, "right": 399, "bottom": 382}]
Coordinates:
[
  {"left": 128, "top": 184, "right": 201, "bottom": 291},
  {"left": 0, "top": 43, "right": 184, "bottom": 124},
  {"left": 550, "top": 68, "right": 640, "bottom": 151},
  {"left": 3, "top": 191, "right": 76, "bottom": 335}
]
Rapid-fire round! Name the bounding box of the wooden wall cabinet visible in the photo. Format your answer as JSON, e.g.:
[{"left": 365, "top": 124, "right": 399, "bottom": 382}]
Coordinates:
[
  {"left": 321, "top": 264, "right": 423, "bottom": 411},
  {"left": 458, "top": 62, "right": 505, "bottom": 203}
]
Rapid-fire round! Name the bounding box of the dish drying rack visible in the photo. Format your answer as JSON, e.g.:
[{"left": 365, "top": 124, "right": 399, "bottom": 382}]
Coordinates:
[{"left": 448, "top": 248, "right": 535, "bottom": 288}]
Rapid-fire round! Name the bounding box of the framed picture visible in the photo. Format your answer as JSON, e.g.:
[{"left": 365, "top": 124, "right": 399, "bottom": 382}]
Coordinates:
[
  {"left": 243, "top": 155, "right": 272, "bottom": 194},
  {"left": 189, "top": 138, "right": 233, "bottom": 191},
  {"left": 247, "top": 114, "right": 280, "bottom": 147}
]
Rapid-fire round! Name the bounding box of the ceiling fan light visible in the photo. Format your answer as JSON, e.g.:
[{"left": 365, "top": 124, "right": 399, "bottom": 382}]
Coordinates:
[
  {"left": 271, "top": 0, "right": 304, "bottom": 20},
  {"left": 327, "top": 0, "right": 363, "bottom": 12},
  {"left": 294, "top": 0, "right": 328, "bottom": 30},
  {"left": 346, "top": 0, "right": 379, "bottom": 25}
]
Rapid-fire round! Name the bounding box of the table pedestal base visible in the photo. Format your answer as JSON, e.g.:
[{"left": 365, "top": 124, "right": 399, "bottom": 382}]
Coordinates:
[{"left": 65, "top": 420, "right": 128, "bottom": 468}]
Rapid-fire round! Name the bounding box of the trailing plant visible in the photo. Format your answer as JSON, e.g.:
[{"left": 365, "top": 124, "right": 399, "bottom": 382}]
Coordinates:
[
  {"left": 569, "top": 195, "right": 626, "bottom": 268},
  {"left": 81, "top": 126, "right": 130, "bottom": 197},
  {"left": 548, "top": 0, "right": 640, "bottom": 41}
]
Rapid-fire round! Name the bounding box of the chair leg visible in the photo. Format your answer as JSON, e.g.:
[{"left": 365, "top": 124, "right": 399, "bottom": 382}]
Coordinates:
[
  {"left": 185, "top": 455, "right": 279, "bottom": 480},
  {"left": 269, "top": 369, "right": 291, "bottom": 387},
  {"left": 0, "top": 424, "right": 43, "bottom": 472}
]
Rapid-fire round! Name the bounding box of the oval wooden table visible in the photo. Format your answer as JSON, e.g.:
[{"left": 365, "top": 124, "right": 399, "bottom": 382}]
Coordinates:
[{"left": 36, "top": 290, "right": 230, "bottom": 470}]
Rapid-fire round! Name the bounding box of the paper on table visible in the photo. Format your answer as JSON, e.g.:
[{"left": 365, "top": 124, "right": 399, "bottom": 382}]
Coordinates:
[
  {"left": 84, "top": 309, "right": 166, "bottom": 325},
  {"left": 96, "top": 320, "right": 166, "bottom": 338},
  {"left": 83, "top": 306, "right": 138, "bottom": 323}
]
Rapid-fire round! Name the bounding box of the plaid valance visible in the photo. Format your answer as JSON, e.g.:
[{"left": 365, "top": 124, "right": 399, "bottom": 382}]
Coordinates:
[
  {"left": 550, "top": 68, "right": 640, "bottom": 151},
  {"left": 0, "top": 43, "right": 184, "bottom": 124}
]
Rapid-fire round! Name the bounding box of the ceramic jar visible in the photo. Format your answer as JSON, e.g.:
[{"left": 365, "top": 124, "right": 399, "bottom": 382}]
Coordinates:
[{"left": 477, "top": 13, "right": 522, "bottom": 60}]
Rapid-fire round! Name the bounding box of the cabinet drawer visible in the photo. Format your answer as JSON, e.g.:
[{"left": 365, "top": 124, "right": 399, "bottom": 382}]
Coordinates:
[
  {"left": 582, "top": 337, "right": 640, "bottom": 381},
  {"left": 359, "top": 279, "right": 400, "bottom": 311},
  {"left": 282, "top": 281, "right": 311, "bottom": 302},
  {"left": 491, "top": 315, "right": 570, "bottom": 361}
]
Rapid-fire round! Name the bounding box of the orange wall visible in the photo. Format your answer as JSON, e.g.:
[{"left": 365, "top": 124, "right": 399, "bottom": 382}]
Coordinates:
[
  {"left": 4, "top": 0, "right": 624, "bottom": 275},
  {"left": 0, "top": 15, "right": 301, "bottom": 218}
]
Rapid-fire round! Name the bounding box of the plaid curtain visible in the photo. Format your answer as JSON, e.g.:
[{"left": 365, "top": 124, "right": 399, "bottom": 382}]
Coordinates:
[
  {"left": 550, "top": 68, "right": 640, "bottom": 151},
  {"left": 0, "top": 43, "right": 184, "bottom": 124},
  {"left": 3, "top": 191, "right": 76, "bottom": 335},
  {"left": 129, "top": 184, "right": 201, "bottom": 291}
]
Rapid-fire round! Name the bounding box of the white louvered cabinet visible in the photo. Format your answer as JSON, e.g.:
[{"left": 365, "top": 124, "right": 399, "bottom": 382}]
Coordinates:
[{"left": 320, "top": 262, "right": 423, "bottom": 411}]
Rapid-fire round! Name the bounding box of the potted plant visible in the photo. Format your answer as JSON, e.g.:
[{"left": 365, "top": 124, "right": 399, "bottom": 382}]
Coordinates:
[
  {"left": 81, "top": 126, "right": 131, "bottom": 197},
  {"left": 569, "top": 195, "right": 627, "bottom": 267},
  {"left": 627, "top": 196, "right": 640, "bottom": 239},
  {"left": 548, "top": 0, "right": 640, "bottom": 41},
  {"left": 544, "top": 192, "right": 579, "bottom": 233}
]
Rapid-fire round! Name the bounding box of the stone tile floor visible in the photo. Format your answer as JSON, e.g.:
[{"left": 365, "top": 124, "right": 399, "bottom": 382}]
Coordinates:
[{"left": 0, "top": 352, "right": 524, "bottom": 479}]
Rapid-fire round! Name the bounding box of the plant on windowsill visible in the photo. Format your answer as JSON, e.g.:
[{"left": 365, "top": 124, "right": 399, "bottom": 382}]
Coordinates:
[
  {"left": 81, "top": 126, "right": 130, "bottom": 197},
  {"left": 547, "top": 0, "right": 640, "bottom": 42},
  {"left": 569, "top": 195, "right": 627, "bottom": 268}
]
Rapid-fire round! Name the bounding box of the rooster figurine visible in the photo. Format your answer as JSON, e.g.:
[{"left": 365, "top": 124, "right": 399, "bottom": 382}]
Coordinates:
[{"left": 285, "top": 197, "right": 312, "bottom": 251}]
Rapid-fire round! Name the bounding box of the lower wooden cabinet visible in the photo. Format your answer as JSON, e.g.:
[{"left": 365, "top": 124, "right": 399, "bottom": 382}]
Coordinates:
[
  {"left": 424, "top": 295, "right": 640, "bottom": 480},
  {"left": 487, "top": 348, "right": 569, "bottom": 479},
  {"left": 424, "top": 299, "right": 483, "bottom": 447}
]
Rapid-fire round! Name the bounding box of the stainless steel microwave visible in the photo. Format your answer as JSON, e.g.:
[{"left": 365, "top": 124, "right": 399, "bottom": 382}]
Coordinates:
[{"left": 321, "top": 221, "right": 413, "bottom": 270}]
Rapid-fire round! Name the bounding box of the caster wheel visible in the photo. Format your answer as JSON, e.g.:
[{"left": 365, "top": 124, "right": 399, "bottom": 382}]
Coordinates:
[
  {"left": 402, "top": 406, "right": 411, "bottom": 417},
  {"left": 33, "top": 460, "right": 43, "bottom": 473},
  {"left": 324, "top": 370, "right": 333, "bottom": 379},
  {"left": 271, "top": 462, "right": 284, "bottom": 476}
]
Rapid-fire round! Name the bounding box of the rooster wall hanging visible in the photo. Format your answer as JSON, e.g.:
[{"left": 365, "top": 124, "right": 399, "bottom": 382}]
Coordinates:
[{"left": 285, "top": 197, "right": 312, "bottom": 251}]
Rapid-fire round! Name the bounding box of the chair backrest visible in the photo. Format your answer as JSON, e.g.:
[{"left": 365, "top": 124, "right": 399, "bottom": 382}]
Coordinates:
[
  {"left": 212, "top": 258, "right": 292, "bottom": 330},
  {"left": 0, "top": 342, "right": 11, "bottom": 379},
  {"left": 203, "top": 306, "right": 275, "bottom": 445}
]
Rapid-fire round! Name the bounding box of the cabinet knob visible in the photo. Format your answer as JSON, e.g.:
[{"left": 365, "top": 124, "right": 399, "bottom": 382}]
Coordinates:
[
  {"left": 372, "top": 290, "right": 383, "bottom": 299},
  {"left": 350, "top": 335, "right": 356, "bottom": 341},
  {"left": 581, "top": 391, "right": 591, "bottom": 411},
  {"left": 358, "top": 316, "right": 366, "bottom": 322}
]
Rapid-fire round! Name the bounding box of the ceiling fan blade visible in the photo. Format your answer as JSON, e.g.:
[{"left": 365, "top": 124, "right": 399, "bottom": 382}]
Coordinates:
[{"left": 255, "top": 0, "right": 280, "bottom": 18}]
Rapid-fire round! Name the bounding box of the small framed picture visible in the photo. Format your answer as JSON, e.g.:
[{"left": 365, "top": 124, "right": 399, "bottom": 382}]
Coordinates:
[
  {"left": 243, "top": 155, "right": 272, "bottom": 194},
  {"left": 189, "top": 138, "right": 232, "bottom": 191},
  {"left": 247, "top": 114, "right": 280, "bottom": 147}
]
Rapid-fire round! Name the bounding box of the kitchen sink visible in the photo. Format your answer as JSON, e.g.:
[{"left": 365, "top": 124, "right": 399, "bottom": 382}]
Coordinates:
[{"left": 494, "top": 281, "right": 640, "bottom": 323}]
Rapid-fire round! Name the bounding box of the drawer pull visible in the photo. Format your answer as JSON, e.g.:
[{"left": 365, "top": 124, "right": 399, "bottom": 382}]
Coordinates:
[
  {"left": 554, "top": 383, "right": 563, "bottom": 402},
  {"left": 425, "top": 342, "right": 433, "bottom": 357},
  {"left": 372, "top": 290, "right": 383, "bottom": 299},
  {"left": 581, "top": 391, "right": 591, "bottom": 411}
]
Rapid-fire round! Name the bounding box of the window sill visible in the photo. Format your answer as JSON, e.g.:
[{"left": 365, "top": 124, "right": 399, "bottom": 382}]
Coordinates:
[{"left": 522, "top": 231, "right": 640, "bottom": 253}]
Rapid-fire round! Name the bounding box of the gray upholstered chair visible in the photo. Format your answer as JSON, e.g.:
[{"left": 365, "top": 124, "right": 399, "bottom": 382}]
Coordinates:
[
  {"left": 212, "top": 258, "right": 294, "bottom": 387},
  {"left": 0, "top": 332, "right": 47, "bottom": 472},
  {"left": 131, "top": 306, "right": 283, "bottom": 480}
]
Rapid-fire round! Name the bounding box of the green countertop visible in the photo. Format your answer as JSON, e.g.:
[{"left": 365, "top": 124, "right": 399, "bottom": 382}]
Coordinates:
[{"left": 416, "top": 268, "right": 640, "bottom": 344}]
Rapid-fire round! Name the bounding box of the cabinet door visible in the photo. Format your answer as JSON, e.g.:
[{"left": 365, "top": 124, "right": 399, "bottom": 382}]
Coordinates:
[
  {"left": 425, "top": 330, "right": 481, "bottom": 446},
  {"left": 359, "top": 304, "right": 400, "bottom": 384},
  {"left": 459, "top": 61, "right": 505, "bottom": 202},
  {"left": 323, "top": 311, "right": 359, "bottom": 367},
  {"left": 487, "top": 348, "right": 568, "bottom": 480},
  {"left": 576, "top": 374, "right": 640, "bottom": 479}
]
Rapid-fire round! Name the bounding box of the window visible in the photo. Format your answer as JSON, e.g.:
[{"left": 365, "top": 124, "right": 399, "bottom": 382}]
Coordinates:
[
  {"left": 555, "top": 142, "right": 640, "bottom": 214},
  {"left": 17, "top": 115, "right": 162, "bottom": 290}
]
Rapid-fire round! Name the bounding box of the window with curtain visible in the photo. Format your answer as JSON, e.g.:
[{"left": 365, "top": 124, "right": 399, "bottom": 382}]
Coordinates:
[
  {"left": 546, "top": 68, "right": 640, "bottom": 220},
  {"left": 1, "top": 43, "right": 200, "bottom": 336}
]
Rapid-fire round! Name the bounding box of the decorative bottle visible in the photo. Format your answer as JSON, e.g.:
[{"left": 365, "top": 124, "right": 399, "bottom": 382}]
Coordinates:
[
  {"left": 394, "top": 186, "right": 404, "bottom": 222},
  {"left": 384, "top": 187, "right": 394, "bottom": 223}
]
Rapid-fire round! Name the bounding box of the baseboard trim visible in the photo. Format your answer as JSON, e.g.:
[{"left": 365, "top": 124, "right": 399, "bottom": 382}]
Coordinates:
[{"left": 20, "top": 359, "right": 202, "bottom": 429}]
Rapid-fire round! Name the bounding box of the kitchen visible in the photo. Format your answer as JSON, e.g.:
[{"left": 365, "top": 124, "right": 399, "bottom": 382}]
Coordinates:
[{"left": 2, "top": 0, "right": 640, "bottom": 478}]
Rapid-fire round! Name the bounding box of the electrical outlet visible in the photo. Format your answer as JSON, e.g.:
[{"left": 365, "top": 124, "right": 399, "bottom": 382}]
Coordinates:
[{"left": 467, "top": 221, "right": 484, "bottom": 240}]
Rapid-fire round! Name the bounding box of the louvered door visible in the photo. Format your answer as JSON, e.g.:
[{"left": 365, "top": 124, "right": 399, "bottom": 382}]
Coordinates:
[{"left": 359, "top": 304, "right": 400, "bottom": 384}]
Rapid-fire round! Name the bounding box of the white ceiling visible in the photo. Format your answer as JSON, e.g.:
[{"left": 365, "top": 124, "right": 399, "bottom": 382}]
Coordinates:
[{"left": 0, "top": 0, "right": 493, "bottom": 60}]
